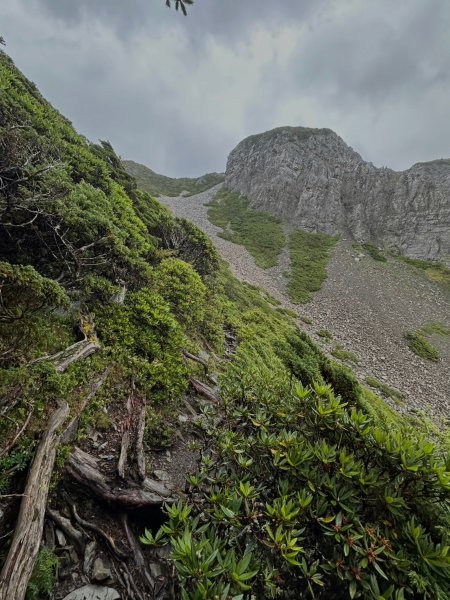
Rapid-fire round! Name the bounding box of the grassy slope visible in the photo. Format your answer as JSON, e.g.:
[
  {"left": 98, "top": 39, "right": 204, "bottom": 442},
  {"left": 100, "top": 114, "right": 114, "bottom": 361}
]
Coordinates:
[
  {"left": 288, "top": 229, "right": 337, "bottom": 303},
  {"left": 207, "top": 187, "right": 285, "bottom": 268},
  {"left": 123, "top": 159, "right": 224, "bottom": 197},
  {"left": 398, "top": 256, "right": 450, "bottom": 291}
]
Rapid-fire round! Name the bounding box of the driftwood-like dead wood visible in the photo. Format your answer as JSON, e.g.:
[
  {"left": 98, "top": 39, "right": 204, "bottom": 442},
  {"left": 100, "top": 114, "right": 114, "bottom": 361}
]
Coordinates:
[
  {"left": 121, "top": 513, "right": 154, "bottom": 591},
  {"left": 135, "top": 398, "right": 147, "bottom": 480},
  {"left": 28, "top": 338, "right": 100, "bottom": 373},
  {"left": 117, "top": 392, "right": 133, "bottom": 479},
  {"left": 46, "top": 507, "right": 85, "bottom": 554},
  {"left": 66, "top": 447, "right": 175, "bottom": 507},
  {"left": 189, "top": 377, "right": 220, "bottom": 403},
  {"left": 71, "top": 504, "right": 128, "bottom": 560},
  {"left": 117, "top": 382, "right": 147, "bottom": 481},
  {"left": 182, "top": 349, "right": 209, "bottom": 374},
  {"left": 61, "top": 368, "right": 111, "bottom": 444},
  {"left": 0, "top": 401, "right": 69, "bottom": 600},
  {"left": 54, "top": 339, "right": 100, "bottom": 373}
]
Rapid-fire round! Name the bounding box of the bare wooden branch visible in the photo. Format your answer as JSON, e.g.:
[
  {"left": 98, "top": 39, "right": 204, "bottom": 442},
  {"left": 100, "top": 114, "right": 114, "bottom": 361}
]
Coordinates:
[
  {"left": 0, "top": 401, "right": 69, "bottom": 600},
  {"left": 71, "top": 504, "right": 128, "bottom": 560},
  {"left": 0, "top": 402, "right": 33, "bottom": 459},
  {"left": 46, "top": 507, "right": 85, "bottom": 554},
  {"left": 182, "top": 349, "right": 209, "bottom": 374}
]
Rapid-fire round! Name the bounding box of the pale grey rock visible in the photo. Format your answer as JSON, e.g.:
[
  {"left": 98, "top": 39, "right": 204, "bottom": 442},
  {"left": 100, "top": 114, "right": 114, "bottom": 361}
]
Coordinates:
[
  {"left": 62, "top": 584, "right": 120, "bottom": 600},
  {"left": 55, "top": 528, "right": 67, "bottom": 547},
  {"left": 225, "top": 127, "right": 450, "bottom": 264},
  {"left": 149, "top": 562, "right": 163, "bottom": 578},
  {"left": 153, "top": 469, "right": 170, "bottom": 481},
  {"left": 92, "top": 558, "right": 112, "bottom": 582}
]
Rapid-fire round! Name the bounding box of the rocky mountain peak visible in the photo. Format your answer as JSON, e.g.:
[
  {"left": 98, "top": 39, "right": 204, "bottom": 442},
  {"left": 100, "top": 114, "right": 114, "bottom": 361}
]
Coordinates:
[{"left": 225, "top": 126, "right": 450, "bottom": 264}]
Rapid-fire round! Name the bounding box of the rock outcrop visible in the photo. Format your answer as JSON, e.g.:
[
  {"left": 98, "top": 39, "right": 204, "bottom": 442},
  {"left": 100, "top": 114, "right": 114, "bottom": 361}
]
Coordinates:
[{"left": 225, "top": 127, "right": 450, "bottom": 264}]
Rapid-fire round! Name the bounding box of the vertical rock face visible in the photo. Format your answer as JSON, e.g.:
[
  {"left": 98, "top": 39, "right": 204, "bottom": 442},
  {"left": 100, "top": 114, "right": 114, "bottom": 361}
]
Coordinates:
[{"left": 225, "top": 127, "right": 450, "bottom": 264}]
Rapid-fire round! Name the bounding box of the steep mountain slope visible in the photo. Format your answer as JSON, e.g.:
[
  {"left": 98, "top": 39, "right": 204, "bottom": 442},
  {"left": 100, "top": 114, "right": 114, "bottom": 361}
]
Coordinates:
[
  {"left": 1, "top": 51, "right": 450, "bottom": 600},
  {"left": 123, "top": 159, "right": 224, "bottom": 197},
  {"left": 159, "top": 186, "right": 450, "bottom": 422},
  {"left": 225, "top": 127, "right": 450, "bottom": 264}
]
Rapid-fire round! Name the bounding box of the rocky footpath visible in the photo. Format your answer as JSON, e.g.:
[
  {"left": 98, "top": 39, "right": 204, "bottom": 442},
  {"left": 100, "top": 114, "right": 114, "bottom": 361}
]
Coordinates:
[
  {"left": 159, "top": 185, "right": 450, "bottom": 423},
  {"left": 225, "top": 127, "right": 450, "bottom": 265}
]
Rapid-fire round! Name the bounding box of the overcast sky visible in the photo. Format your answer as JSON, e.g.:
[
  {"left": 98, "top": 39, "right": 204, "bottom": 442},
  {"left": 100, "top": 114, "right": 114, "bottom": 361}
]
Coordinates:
[{"left": 2, "top": 0, "right": 450, "bottom": 176}]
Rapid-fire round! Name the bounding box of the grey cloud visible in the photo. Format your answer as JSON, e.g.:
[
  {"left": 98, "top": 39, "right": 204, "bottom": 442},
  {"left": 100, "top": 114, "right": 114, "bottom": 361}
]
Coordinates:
[{"left": 1, "top": 0, "right": 449, "bottom": 176}]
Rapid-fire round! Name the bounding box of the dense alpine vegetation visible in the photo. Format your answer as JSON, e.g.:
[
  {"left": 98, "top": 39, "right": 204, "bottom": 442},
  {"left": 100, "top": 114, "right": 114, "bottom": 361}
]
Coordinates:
[
  {"left": 0, "top": 50, "right": 449, "bottom": 600},
  {"left": 123, "top": 159, "right": 224, "bottom": 198}
]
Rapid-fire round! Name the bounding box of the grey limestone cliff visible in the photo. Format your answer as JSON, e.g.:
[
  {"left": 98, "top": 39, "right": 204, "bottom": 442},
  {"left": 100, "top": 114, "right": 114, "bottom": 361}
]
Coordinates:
[{"left": 225, "top": 127, "right": 450, "bottom": 264}]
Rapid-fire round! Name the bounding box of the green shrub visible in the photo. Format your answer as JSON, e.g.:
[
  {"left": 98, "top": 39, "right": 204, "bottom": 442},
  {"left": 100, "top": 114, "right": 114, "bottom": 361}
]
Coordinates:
[
  {"left": 405, "top": 331, "right": 440, "bottom": 362},
  {"left": 331, "top": 344, "right": 359, "bottom": 365},
  {"left": 317, "top": 329, "right": 333, "bottom": 340},
  {"left": 0, "top": 261, "right": 71, "bottom": 365},
  {"left": 26, "top": 547, "right": 58, "bottom": 599},
  {"left": 144, "top": 369, "right": 450, "bottom": 599},
  {"left": 300, "top": 315, "right": 313, "bottom": 324},
  {"left": 154, "top": 258, "right": 207, "bottom": 328},
  {"left": 362, "top": 242, "right": 387, "bottom": 262},
  {"left": 287, "top": 230, "right": 337, "bottom": 303},
  {"left": 398, "top": 257, "right": 450, "bottom": 290},
  {"left": 365, "top": 377, "right": 404, "bottom": 402},
  {"left": 96, "top": 288, "right": 187, "bottom": 400},
  {"left": 320, "top": 359, "right": 361, "bottom": 406}
]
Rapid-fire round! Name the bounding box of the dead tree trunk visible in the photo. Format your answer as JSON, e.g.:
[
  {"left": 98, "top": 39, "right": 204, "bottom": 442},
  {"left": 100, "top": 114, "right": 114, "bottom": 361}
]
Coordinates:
[
  {"left": 0, "top": 401, "right": 69, "bottom": 600},
  {"left": 66, "top": 447, "right": 175, "bottom": 507},
  {"left": 189, "top": 377, "right": 220, "bottom": 403}
]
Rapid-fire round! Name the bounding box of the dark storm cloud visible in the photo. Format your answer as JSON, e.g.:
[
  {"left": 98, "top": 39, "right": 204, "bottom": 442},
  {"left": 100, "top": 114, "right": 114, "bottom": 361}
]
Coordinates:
[{"left": 1, "top": 0, "right": 449, "bottom": 176}]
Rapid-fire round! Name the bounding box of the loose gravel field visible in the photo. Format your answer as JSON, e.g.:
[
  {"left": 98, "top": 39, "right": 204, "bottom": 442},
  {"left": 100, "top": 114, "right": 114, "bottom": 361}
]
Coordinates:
[{"left": 160, "top": 185, "right": 450, "bottom": 423}]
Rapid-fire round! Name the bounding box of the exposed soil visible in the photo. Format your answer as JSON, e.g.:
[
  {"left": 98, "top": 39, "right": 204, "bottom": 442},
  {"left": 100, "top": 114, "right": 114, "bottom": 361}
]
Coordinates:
[{"left": 159, "top": 185, "right": 450, "bottom": 422}]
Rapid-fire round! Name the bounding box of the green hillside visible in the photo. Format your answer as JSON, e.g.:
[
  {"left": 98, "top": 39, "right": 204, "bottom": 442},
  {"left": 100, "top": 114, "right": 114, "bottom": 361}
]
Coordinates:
[
  {"left": 123, "top": 158, "right": 224, "bottom": 197},
  {"left": 0, "top": 51, "right": 449, "bottom": 600}
]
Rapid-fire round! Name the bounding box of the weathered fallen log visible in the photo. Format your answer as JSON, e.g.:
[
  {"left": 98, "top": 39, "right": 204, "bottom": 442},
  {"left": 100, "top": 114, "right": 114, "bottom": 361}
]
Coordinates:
[
  {"left": 66, "top": 447, "right": 175, "bottom": 507},
  {"left": 0, "top": 401, "right": 70, "bottom": 600},
  {"left": 117, "top": 392, "right": 133, "bottom": 479},
  {"left": 28, "top": 315, "right": 100, "bottom": 373},
  {"left": 28, "top": 338, "right": 100, "bottom": 373},
  {"left": 54, "top": 339, "right": 100, "bottom": 373},
  {"left": 135, "top": 398, "right": 147, "bottom": 480},
  {"left": 189, "top": 377, "right": 220, "bottom": 403}
]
